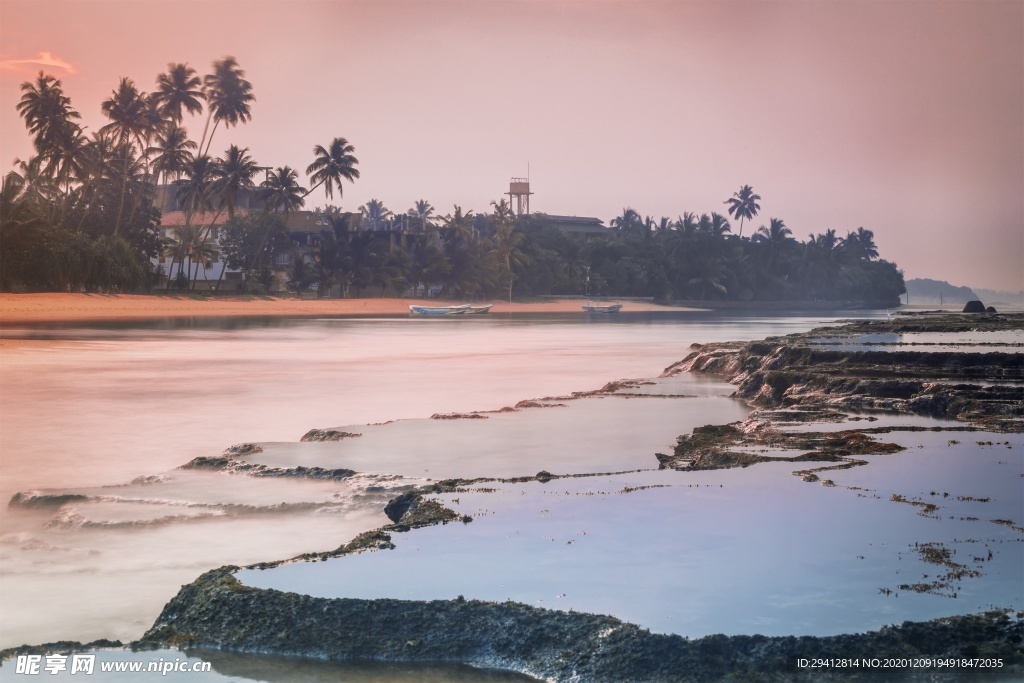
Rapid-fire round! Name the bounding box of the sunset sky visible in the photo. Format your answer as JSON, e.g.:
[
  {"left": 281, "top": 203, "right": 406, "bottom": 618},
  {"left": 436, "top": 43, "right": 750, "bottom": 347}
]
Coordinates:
[{"left": 1, "top": 0, "right": 1021, "bottom": 292}]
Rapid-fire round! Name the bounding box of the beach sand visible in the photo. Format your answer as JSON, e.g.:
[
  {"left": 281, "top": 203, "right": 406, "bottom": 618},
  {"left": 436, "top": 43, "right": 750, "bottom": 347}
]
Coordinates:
[{"left": 0, "top": 293, "right": 699, "bottom": 325}]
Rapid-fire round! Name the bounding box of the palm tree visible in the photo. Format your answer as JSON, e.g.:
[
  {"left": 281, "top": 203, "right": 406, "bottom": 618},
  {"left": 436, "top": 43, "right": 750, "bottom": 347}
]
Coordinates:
[
  {"left": 724, "top": 184, "right": 761, "bottom": 238},
  {"left": 211, "top": 145, "right": 259, "bottom": 220},
  {"left": 71, "top": 131, "right": 119, "bottom": 231},
  {"left": 611, "top": 207, "right": 641, "bottom": 232},
  {"left": 248, "top": 166, "right": 305, "bottom": 275},
  {"left": 176, "top": 155, "right": 217, "bottom": 224},
  {"left": 198, "top": 57, "right": 254, "bottom": 157},
  {"left": 259, "top": 166, "right": 306, "bottom": 215},
  {"left": 148, "top": 125, "right": 196, "bottom": 186},
  {"left": 167, "top": 155, "right": 217, "bottom": 287},
  {"left": 100, "top": 77, "right": 151, "bottom": 235},
  {"left": 490, "top": 198, "right": 516, "bottom": 226},
  {"left": 306, "top": 137, "right": 359, "bottom": 200},
  {"left": 697, "top": 212, "right": 732, "bottom": 236},
  {"left": 439, "top": 205, "right": 476, "bottom": 238},
  {"left": 842, "top": 227, "right": 879, "bottom": 262},
  {"left": 753, "top": 217, "right": 792, "bottom": 280},
  {"left": 492, "top": 221, "right": 527, "bottom": 302},
  {"left": 360, "top": 199, "right": 391, "bottom": 231},
  {"left": 16, "top": 72, "right": 81, "bottom": 162},
  {"left": 408, "top": 238, "right": 449, "bottom": 298},
  {"left": 153, "top": 63, "right": 205, "bottom": 123},
  {"left": 407, "top": 199, "right": 434, "bottom": 234}
]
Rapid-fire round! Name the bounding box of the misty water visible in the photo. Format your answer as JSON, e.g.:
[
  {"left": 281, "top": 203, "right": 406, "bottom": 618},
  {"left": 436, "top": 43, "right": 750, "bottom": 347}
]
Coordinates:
[{"left": 2, "top": 310, "right": 1021, "bottom": 677}]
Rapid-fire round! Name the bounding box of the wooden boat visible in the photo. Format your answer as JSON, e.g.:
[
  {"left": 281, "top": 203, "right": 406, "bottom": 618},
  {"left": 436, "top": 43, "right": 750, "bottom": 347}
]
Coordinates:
[
  {"left": 465, "top": 304, "right": 493, "bottom": 314},
  {"left": 581, "top": 301, "right": 622, "bottom": 313},
  {"left": 409, "top": 304, "right": 471, "bottom": 316}
]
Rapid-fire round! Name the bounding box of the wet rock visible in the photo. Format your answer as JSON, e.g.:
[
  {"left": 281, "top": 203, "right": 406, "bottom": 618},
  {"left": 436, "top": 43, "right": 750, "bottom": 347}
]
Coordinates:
[
  {"left": 383, "top": 490, "right": 460, "bottom": 528},
  {"left": 384, "top": 490, "right": 420, "bottom": 524},
  {"left": 224, "top": 443, "right": 263, "bottom": 456},
  {"left": 963, "top": 300, "right": 986, "bottom": 313},
  {"left": 666, "top": 315, "right": 1024, "bottom": 433},
  {"left": 430, "top": 413, "right": 488, "bottom": 420},
  {"left": 300, "top": 429, "right": 362, "bottom": 442},
  {"left": 8, "top": 492, "right": 89, "bottom": 508},
  {"left": 179, "top": 457, "right": 355, "bottom": 480},
  {"left": 987, "top": 306, "right": 998, "bottom": 313},
  {"left": 137, "top": 568, "right": 1023, "bottom": 682}
]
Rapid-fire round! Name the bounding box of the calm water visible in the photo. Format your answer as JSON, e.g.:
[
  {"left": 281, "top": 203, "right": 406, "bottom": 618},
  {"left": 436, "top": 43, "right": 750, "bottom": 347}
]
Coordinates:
[
  {"left": 0, "top": 309, "right": 898, "bottom": 650},
  {"left": 241, "top": 430, "right": 1023, "bottom": 637}
]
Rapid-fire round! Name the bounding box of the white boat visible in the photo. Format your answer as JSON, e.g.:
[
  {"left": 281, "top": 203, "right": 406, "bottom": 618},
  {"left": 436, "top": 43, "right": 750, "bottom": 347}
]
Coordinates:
[
  {"left": 465, "top": 304, "right": 492, "bottom": 314},
  {"left": 581, "top": 301, "right": 622, "bottom": 313},
  {"left": 409, "top": 304, "right": 471, "bottom": 316}
]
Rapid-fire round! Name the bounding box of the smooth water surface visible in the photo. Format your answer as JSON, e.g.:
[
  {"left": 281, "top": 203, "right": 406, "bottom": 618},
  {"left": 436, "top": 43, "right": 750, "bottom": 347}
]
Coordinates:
[
  {"left": 0, "top": 311, "right": 872, "bottom": 648},
  {"left": 241, "top": 430, "right": 1023, "bottom": 637}
]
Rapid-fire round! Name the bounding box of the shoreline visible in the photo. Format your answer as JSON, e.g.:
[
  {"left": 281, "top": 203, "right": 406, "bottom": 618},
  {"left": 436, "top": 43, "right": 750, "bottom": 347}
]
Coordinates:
[
  {"left": 0, "top": 293, "right": 703, "bottom": 326},
  {"left": 129, "top": 315, "right": 1024, "bottom": 679},
  {"left": 4, "top": 313, "right": 1020, "bottom": 680}
]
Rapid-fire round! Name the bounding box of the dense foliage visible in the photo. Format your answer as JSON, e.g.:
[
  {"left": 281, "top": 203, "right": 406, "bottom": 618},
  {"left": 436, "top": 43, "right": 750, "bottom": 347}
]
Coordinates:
[
  {"left": 271, "top": 204, "right": 904, "bottom": 305},
  {"left": 1, "top": 65, "right": 904, "bottom": 305}
]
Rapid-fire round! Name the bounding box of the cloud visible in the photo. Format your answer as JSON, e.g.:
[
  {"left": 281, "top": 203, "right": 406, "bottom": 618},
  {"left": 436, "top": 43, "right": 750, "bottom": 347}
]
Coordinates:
[{"left": 0, "top": 51, "right": 77, "bottom": 76}]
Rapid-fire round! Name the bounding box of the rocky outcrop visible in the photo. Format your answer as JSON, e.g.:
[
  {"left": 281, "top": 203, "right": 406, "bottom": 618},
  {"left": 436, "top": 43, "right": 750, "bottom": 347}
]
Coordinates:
[
  {"left": 179, "top": 457, "right": 355, "bottom": 481},
  {"left": 383, "top": 490, "right": 462, "bottom": 527},
  {"left": 137, "top": 568, "right": 1022, "bottom": 682},
  {"left": 963, "top": 300, "right": 986, "bottom": 313},
  {"left": 663, "top": 315, "right": 1024, "bottom": 432},
  {"left": 300, "top": 429, "right": 362, "bottom": 442}
]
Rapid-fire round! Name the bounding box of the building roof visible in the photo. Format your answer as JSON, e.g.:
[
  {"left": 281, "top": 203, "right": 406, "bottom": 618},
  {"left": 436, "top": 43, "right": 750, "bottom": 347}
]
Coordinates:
[
  {"left": 159, "top": 209, "right": 340, "bottom": 232},
  {"left": 531, "top": 213, "right": 610, "bottom": 235}
]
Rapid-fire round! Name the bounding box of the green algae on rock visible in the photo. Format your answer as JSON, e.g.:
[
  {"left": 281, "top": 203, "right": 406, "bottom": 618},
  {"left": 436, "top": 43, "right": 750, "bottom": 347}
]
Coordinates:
[{"left": 137, "top": 568, "right": 1023, "bottom": 682}]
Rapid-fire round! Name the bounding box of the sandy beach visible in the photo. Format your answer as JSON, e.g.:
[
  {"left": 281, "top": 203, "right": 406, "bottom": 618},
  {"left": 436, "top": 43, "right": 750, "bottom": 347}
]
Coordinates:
[{"left": 0, "top": 293, "right": 698, "bottom": 326}]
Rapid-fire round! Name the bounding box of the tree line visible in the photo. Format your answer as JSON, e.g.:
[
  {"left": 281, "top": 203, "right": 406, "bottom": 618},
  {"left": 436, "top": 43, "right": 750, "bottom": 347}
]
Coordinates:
[
  {"left": 1, "top": 59, "right": 357, "bottom": 293},
  {"left": 1, "top": 61, "right": 904, "bottom": 305}
]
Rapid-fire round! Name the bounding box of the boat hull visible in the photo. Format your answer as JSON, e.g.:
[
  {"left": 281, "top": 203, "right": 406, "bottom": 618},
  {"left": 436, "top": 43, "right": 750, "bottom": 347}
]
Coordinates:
[
  {"left": 409, "top": 305, "right": 471, "bottom": 316},
  {"left": 581, "top": 303, "right": 622, "bottom": 313}
]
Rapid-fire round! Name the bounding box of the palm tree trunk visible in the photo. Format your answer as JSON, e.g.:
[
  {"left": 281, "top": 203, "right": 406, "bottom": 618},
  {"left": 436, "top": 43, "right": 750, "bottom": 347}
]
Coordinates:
[
  {"left": 200, "top": 119, "right": 221, "bottom": 158},
  {"left": 112, "top": 143, "right": 130, "bottom": 236},
  {"left": 197, "top": 111, "right": 214, "bottom": 159}
]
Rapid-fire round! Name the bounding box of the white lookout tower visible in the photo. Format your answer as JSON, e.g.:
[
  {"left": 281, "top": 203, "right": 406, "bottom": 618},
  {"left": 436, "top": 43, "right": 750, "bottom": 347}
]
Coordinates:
[{"left": 507, "top": 177, "right": 533, "bottom": 216}]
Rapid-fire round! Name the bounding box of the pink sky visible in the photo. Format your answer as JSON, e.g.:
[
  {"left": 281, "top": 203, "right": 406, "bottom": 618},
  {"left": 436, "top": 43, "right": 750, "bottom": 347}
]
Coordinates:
[{"left": 1, "top": 0, "right": 1021, "bottom": 291}]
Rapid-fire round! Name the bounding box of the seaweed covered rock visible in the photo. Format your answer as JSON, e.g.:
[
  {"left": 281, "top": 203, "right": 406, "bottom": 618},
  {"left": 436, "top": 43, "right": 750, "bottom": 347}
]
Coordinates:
[{"left": 138, "top": 568, "right": 1023, "bottom": 682}]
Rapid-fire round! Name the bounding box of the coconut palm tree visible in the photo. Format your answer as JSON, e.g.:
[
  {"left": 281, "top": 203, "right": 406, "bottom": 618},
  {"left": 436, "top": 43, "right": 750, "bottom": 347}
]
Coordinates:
[
  {"left": 166, "top": 155, "right": 217, "bottom": 287},
  {"left": 148, "top": 125, "right": 196, "bottom": 186},
  {"left": 259, "top": 166, "right": 306, "bottom": 215},
  {"left": 211, "top": 145, "right": 258, "bottom": 220},
  {"left": 153, "top": 63, "right": 205, "bottom": 123},
  {"left": 246, "top": 166, "right": 305, "bottom": 276},
  {"left": 306, "top": 137, "right": 359, "bottom": 201},
  {"left": 100, "top": 78, "right": 151, "bottom": 235},
  {"left": 198, "top": 57, "right": 254, "bottom": 157},
  {"left": 697, "top": 212, "right": 732, "bottom": 236},
  {"left": 176, "top": 155, "right": 217, "bottom": 224},
  {"left": 724, "top": 184, "right": 761, "bottom": 238},
  {"left": 360, "top": 199, "right": 391, "bottom": 231},
  {"left": 407, "top": 199, "right": 434, "bottom": 234},
  {"left": 842, "top": 227, "right": 879, "bottom": 262},
  {"left": 611, "top": 207, "right": 641, "bottom": 232},
  {"left": 408, "top": 238, "right": 449, "bottom": 298},
  {"left": 439, "top": 205, "right": 476, "bottom": 239},
  {"left": 492, "top": 221, "right": 527, "bottom": 302},
  {"left": 490, "top": 198, "right": 516, "bottom": 226},
  {"left": 16, "top": 72, "right": 81, "bottom": 163}
]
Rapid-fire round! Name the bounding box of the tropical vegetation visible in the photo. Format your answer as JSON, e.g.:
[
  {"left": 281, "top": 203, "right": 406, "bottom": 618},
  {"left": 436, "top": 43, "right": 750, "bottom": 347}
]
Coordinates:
[{"left": 1, "top": 64, "right": 904, "bottom": 306}]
